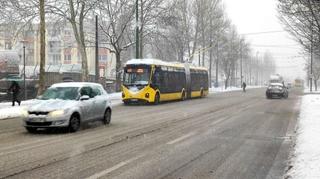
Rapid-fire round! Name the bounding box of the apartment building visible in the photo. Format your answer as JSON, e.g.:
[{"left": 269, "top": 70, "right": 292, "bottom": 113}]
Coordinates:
[{"left": 0, "top": 22, "right": 116, "bottom": 79}]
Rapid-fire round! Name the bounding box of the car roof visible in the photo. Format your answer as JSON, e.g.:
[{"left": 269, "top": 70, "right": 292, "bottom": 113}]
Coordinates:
[
  {"left": 51, "top": 82, "right": 103, "bottom": 88},
  {"left": 269, "top": 83, "right": 284, "bottom": 86}
]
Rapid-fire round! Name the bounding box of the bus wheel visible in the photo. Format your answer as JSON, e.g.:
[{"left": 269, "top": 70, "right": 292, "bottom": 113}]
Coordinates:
[{"left": 154, "top": 93, "right": 160, "bottom": 105}]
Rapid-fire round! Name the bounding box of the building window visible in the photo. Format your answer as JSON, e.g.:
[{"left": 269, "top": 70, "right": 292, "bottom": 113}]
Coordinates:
[
  {"left": 64, "top": 54, "right": 71, "bottom": 64},
  {"left": 99, "top": 55, "right": 107, "bottom": 62}
]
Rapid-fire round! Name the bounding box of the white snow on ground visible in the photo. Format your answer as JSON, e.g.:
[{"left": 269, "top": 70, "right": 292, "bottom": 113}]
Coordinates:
[
  {"left": 304, "top": 88, "right": 320, "bottom": 94},
  {"left": 0, "top": 100, "right": 35, "bottom": 120},
  {"left": 210, "top": 85, "right": 263, "bottom": 93},
  {"left": 108, "top": 92, "right": 122, "bottom": 106},
  {"left": 288, "top": 93, "right": 320, "bottom": 178},
  {"left": 0, "top": 106, "right": 27, "bottom": 120}
]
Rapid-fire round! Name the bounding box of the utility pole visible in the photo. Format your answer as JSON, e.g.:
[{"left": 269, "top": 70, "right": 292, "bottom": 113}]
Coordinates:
[
  {"left": 95, "top": 15, "right": 99, "bottom": 83},
  {"left": 310, "top": 20, "right": 313, "bottom": 92},
  {"left": 198, "top": 51, "right": 201, "bottom": 66},
  {"left": 215, "top": 40, "right": 219, "bottom": 87},
  {"left": 135, "top": 0, "right": 139, "bottom": 59},
  {"left": 209, "top": 17, "right": 213, "bottom": 88},
  {"left": 240, "top": 39, "right": 243, "bottom": 86},
  {"left": 23, "top": 46, "right": 26, "bottom": 100}
]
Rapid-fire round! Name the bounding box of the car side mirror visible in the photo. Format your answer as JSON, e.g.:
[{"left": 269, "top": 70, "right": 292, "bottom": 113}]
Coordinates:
[{"left": 80, "top": 95, "right": 90, "bottom": 101}]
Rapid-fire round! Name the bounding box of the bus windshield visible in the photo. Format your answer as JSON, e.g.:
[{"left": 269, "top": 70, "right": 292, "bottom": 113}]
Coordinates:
[{"left": 123, "top": 66, "right": 150, "bottom": 86}]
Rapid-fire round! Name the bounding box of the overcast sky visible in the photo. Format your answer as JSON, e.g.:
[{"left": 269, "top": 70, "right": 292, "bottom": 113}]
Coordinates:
[{"left": 223, "top": 0, "right": 306, "bottom": 81}]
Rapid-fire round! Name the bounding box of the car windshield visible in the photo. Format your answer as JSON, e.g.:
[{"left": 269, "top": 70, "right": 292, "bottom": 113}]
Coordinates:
[
  {"left": 270, "top": 85, "right": 283, "bottom": 89},
  {"left": 39, "top": 87, "right": 79, "bottom": 100},
  {"left": 123, "top": 67, "right": 150, "bottom": 86}
]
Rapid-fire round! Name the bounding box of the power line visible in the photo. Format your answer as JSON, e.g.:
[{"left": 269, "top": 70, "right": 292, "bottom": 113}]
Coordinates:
[
  {"left": 251, "top": 45, "right": 301, "bottom": 49},
  {"left": 240, "top": 30, "right": 286, "bottom": 36},
  {"left": 251, "top": 44, "right": 300, "bottom": 47}
]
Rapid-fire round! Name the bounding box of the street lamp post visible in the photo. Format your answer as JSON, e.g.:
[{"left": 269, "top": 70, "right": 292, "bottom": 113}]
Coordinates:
[
  {"left": 135, "top": 0, "right": 139, "bottom": 59},
  {"left": 23, "top": 46, "right": 27, "bottom": 100},
  {"left": 240, "top": 39, "right": 243, "bottom": 86},
  {"left": 95, "top": 15, "right": 99, "bottom": 83}
]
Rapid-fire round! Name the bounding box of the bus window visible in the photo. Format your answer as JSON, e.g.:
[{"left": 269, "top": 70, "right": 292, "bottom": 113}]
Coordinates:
[
  {"left": 152, "top": 67, "right": 161, "bottom": 87},
  {"left": 123, "top": 66, "right": 151, "bottom": 86}
]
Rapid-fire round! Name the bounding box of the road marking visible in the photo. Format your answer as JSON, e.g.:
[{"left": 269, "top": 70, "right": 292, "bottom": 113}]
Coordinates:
[
  {"left": 85, "top": 155, "right": 142, "bottom": 179},
  {"left": 167, "top": 132, "right": 196, "bottom": 145},
  {"left": 210, "top": 117, "right": 228, "bottom": 127}
]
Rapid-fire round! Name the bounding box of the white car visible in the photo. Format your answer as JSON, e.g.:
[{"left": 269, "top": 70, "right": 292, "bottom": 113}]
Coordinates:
[{"left": 23, "top": 82, "right": 112, "bottom": 133}]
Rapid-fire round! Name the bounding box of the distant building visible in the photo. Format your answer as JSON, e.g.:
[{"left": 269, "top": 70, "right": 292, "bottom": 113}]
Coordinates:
[
  {"left": 0, "top": 50, "right": 19, "bottom": 78},
  {"left": 0, "top": 22, "right": 116, "bottom": 79}
]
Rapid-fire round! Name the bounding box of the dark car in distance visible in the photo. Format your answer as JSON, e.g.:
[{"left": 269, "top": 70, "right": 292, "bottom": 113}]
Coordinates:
[{"left": 266, "top": 83, "right": 288, "bottom": 99}]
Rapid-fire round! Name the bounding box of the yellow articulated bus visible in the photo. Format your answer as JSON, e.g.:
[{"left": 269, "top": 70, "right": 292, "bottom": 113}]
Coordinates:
[{"left": 122, "top": 59, "right": 209, "bottom": 104}]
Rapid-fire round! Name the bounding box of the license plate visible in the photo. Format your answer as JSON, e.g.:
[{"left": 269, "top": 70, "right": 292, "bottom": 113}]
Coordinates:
[
  {"left": 131, "top": 99, "right": 138, "bottom": 102},
  {"left": 29, "top": 118, "right": 46, "bottom": 122}
]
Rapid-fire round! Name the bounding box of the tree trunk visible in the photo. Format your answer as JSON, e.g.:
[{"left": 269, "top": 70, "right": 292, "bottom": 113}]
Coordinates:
[
  {"left": 215, "top": 41, "right": 219, "bottom": 87},
  {"left": 315, "top": 79, "right": 318, "bottom": 91},
  {"left": 38, "top": 0, "right": 46, "bottom": 95},
  {"left": 225, "top": 78, "right": 229, "bottom": 90},
  {"left": 68, "top": 0, "right": 88, "bottom": 82},
  {"left": 139, "top": 0, "right": 144, "bottom": 58},
  {"left": 115, "top": 52, "right": 122, "bottom": 92},
  {"left": 209, "top": 48, "right": 212, "bottom": 88}
]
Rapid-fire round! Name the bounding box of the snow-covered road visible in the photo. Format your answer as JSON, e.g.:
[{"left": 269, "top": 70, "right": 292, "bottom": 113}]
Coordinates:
[{"left": 0, "top": 86, "right": 264, "bottom": 120}]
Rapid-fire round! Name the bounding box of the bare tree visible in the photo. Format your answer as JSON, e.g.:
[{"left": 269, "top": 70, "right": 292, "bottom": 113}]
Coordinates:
[
  {"left": 0, "top": 1, "right": 49, "bottom": 95},
  {"left": 278, "top": 0, "right": 320, "bottom": 55},
  {"left": 97, "top": 0, "right": 135, "bottom": 91},
  {"left": 46, "top": 0, "right": 100, "bottom": 81},
  {"left": 38, "top": 0, "right": 46, "bottom": 95}
]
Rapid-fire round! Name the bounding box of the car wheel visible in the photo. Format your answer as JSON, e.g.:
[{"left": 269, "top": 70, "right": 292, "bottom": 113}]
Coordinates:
[
  {"left": 69, "top": 114, "right": 80, "bottom": 132},
  {"left": 25, "top": 127, "right": 37, "bottom": 133},
  {"left": 123, "top": 100, "right": 130, "bottom": 105},
  {"left": 154, "top": 93, "right": 160, "bottom": 105},
  {"left": 102, "top": 109, "right": 111, "bottom": 125}
]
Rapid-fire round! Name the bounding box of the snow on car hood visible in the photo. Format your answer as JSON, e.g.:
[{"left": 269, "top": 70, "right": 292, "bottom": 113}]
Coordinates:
[{"left": 28, "top": 99, "right": 78, "bottom": 112}]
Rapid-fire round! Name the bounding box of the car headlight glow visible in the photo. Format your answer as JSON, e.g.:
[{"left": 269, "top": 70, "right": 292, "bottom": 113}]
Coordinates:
[
  {"left": 49, "top": 110, "right": 65, "bottom": 117},
  {"left": 21, "top": 109, "right": 29, "bottom": 117}
]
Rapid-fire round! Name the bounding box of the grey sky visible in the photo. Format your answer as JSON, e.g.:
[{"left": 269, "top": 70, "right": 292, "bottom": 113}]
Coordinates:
[{"left": 223, "top": 0, "right": 306, "bottom": 82}]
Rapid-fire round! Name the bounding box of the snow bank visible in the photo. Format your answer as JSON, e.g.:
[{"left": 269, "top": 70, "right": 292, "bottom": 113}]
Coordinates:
[
  {"left": 209, "top": 86, "right": 263, "bottom": 93},
  {"left": 108, "top": 92, "right": 122, "bottom": 106},
  {"left": 288, "top": 94, "right": 320, "bottom": 178},
  {"left": 0, "top": 100, "right": 34, "bottom": 109},
  {"left": 303, "top": 88, "right": 320, "bottom": 94},
  {"left": 0, "top": 100, "right": 35, "bottom": 120},
  {"left": 0, "top": 106, "right": 27, "bottom": 120}
]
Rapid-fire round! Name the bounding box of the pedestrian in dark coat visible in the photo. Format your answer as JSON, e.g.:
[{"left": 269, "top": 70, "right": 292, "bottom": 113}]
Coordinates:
[
  {"left": 242, "top": 82, "right": 247, "bottom": 92},
  {"left": 9, "top": 81, "right": 21, "bottom": 106}
]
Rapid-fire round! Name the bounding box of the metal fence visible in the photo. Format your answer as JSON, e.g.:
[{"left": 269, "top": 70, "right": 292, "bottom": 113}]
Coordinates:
[{"left": 0, "top": 72, "right": 115, "bottom": 102}]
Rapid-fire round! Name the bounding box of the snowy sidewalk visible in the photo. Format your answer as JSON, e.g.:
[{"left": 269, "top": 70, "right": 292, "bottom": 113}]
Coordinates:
[
  {"left": 209, "top": 85, "right": 263, "bottom": 93},
  {"left": 287, "top": 92, "right": 320, "bottom": 178}
]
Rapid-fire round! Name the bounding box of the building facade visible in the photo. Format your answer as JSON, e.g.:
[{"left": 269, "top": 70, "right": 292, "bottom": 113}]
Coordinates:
[{"left": 0, "top": 23, "right": 116, "bottom": 79}]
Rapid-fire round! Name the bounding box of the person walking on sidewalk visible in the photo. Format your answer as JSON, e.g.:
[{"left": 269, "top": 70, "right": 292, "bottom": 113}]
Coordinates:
[
  {"left": 8, "top": 81, "right": 21, "bottom": 106},
  {"left": 242, "top": 82, "right": 247, "bottom": 92}
]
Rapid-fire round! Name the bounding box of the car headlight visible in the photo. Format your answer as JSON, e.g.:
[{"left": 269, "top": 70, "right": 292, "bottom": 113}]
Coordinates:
[
  {"left": 49, "top": 110, "right": 65, "bottom": 117},
  {"left": 21, "top": 109, "right": 29, "bottom": 117}
]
